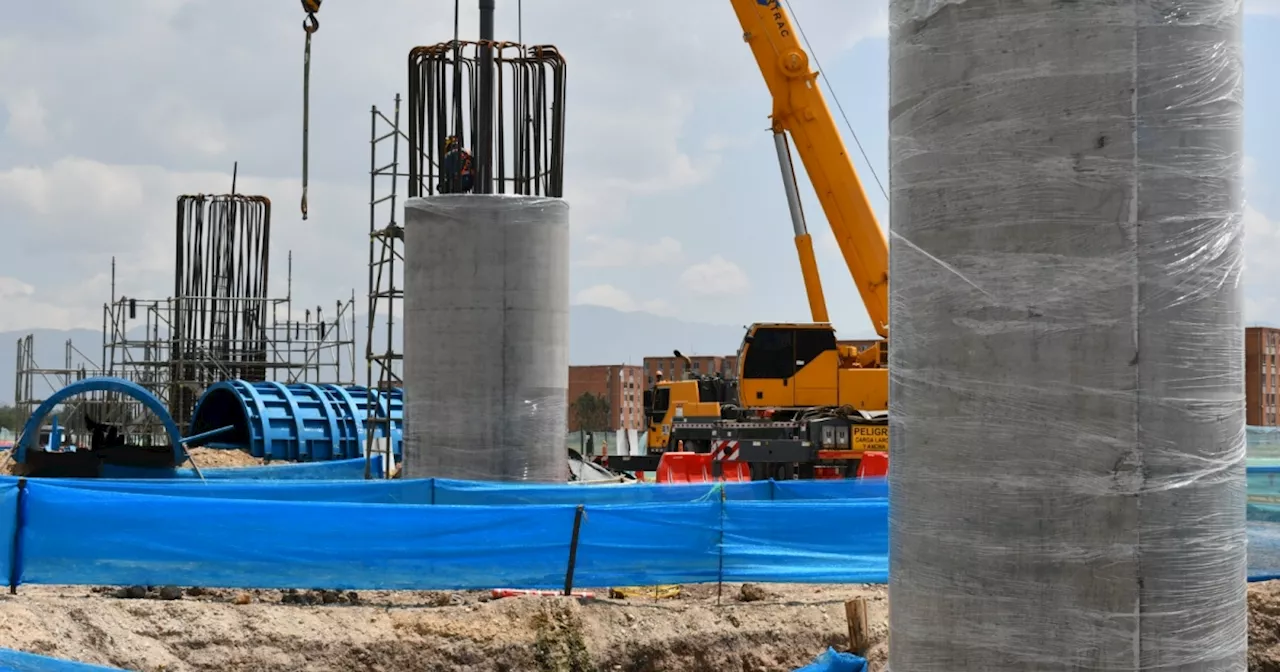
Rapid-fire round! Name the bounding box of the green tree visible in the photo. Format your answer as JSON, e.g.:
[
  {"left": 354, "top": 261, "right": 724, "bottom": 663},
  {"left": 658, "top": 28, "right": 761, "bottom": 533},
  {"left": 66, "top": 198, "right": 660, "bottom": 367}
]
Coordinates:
[
  {"left": 0, "top": 406, "right": 19, "bottom": 433},
  {"left": 571, "top": 392, "right": 610, "bottom": 453}
]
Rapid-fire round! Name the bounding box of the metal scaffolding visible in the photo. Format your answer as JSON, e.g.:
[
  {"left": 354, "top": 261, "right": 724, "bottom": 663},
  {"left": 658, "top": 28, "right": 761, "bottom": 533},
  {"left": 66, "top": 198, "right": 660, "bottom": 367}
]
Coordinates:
[
  {"left": 13, "top": 335, "right": 115, "bottom": 449},
  {"left": 103, "top": 255, "right": 358, "bottom": 435},
  {"left": 364, "top": 95, "right": 407, "bottom": 478}
]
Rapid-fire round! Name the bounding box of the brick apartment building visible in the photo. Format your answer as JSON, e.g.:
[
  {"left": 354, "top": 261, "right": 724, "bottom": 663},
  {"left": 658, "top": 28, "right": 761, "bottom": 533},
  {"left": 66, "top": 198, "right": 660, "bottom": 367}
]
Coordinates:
[
  {"left": 642, "top": 354, "right": 738, "bottom": 387},
  {"left": 567, "top": 365, "right": 645, "bottom": 431},
  {"left": 1248, "top": 326, "right": 1280, "bottom": 426}
]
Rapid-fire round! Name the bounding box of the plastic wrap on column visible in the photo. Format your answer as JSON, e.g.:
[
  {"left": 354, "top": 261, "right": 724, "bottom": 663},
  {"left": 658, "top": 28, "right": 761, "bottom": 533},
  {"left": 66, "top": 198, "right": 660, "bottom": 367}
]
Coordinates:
[
  {"left": 188, "top": 380, "right": 404, "bottom": 461},
  {"left": 403, "top": 195, "right": 569, "bottom": 482},
  {"left": 888, "top": 1, "right": 1245, "bottom": 670}
]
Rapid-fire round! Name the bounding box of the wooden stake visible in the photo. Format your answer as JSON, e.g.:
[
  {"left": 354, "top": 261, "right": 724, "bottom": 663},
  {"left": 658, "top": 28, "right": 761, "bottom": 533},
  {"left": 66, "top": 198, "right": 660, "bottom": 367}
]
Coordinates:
[{"left": 845, "top": 596, "right": 869, "bottom": 656}]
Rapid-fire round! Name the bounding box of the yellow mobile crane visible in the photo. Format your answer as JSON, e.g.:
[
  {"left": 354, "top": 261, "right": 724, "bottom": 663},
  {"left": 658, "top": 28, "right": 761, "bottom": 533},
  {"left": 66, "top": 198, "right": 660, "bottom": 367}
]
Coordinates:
[{"left": 627, "top": 0, "right": 889, "bottom": 481}]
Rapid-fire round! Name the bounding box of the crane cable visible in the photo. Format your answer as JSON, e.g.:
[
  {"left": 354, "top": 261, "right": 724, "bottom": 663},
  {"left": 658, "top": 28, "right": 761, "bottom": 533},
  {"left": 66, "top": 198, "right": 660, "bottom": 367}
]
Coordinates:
[
  {"left": 301, "top": 0, "right": 321, "bottom": 220},
  {"left": 781, "top": 0, "right": 888, "bottom": 204}
]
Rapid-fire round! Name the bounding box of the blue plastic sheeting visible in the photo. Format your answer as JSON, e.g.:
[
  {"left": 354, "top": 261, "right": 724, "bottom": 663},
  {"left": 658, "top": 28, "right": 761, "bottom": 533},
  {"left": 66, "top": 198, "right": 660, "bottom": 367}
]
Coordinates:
[
  {"left": 7, "top": 476, "right": 874, "bottom": 507},
  {"left": 8, "top": 481, "right": 885, "bottom": 590},
  {"left": 98, "top": 455, "right": 382, "bottom": 481},
  {"left": 19, "top": 483, "right": 581, "bottom": 590},
  {"left": 432, "top": 478, "right": 772, "bottom": 505},
  {"left": 188, "top": 380, "right": 403, "bottom": 461},
  {"left": 794, "top": 648, "right": 868, "bottom": 672},
  {"left": 20, "top": 477, "right": 432, "bottom": 504},
  {"left": 771, "top": 479, "right": 888, "bottom": 500},
  {"left": 15, "top": 377, "right": 183, "bottom": 464},
  {"left": 723, "top": 501, "right": 888, "bottom": 583},
  {"left": 574, "top": 502, "right": 723, "bottom": 586},
  {"left": 1249, "top": 521, "right": 1280, "bottom": 582},
  {"left": 0, "top": 649, "right": 124, "bottom": 671},
  {"left": 9, "top": 475, "right": 1280, "bottom": 590},
  {"left": 722, "top": 501, "right": 889, "bottom": 583},
  {"left": 0, "top": 483, "right": 18, "bottom": 584}
]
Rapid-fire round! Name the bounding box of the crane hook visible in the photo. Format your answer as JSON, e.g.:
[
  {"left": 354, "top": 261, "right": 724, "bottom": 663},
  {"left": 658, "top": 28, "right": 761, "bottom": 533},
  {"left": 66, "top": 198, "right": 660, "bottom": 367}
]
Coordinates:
[
  {"left": 300, "top": 0, "right": 320, "bottom": 220},
  {"left": 302, "top": 0, "right": 322, "bottom": 32}
]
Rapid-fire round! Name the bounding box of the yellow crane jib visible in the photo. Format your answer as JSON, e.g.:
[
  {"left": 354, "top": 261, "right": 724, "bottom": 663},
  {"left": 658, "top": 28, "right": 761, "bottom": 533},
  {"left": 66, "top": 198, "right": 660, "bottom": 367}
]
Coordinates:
[
  {"left": 731, "top": 0, "right": 889, "bottom": 338},
  {"left": 300, "top": 0, "right": 321, "bottom": 221}
]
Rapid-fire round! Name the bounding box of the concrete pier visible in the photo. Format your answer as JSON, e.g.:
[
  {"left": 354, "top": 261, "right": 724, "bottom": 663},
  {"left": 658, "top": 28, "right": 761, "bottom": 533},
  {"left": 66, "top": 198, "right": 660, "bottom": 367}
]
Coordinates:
[
  {"left": 887, "top": 0, "right": 1246, "bottom": 668},
  {"left": 402, "top": 195, "right": 570, "bottom": 482}
]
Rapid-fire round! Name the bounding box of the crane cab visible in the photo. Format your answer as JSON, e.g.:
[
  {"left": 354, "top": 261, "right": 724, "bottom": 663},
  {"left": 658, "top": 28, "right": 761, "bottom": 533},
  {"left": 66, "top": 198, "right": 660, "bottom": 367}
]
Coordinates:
[{"left": 736, "top": 322, "right": 887, "bottom": 411}]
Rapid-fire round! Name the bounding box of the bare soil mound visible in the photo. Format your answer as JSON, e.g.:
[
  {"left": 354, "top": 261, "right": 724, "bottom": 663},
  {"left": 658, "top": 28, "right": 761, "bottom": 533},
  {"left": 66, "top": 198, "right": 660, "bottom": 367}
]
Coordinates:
[{"left": 184, "top": 447, "right": 261, "bottom": 468}]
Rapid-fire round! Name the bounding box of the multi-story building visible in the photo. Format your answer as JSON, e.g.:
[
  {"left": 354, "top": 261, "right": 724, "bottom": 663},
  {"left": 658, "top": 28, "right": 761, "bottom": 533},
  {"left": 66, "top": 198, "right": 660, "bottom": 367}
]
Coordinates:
[
  {"left": 641, "top": 354, "right": 739, "bottom": 387},
  {"left": 567, "top": 364, "right": 645, "bottom": 431},
  {"left": 1248, "top": 327, "right": 1280, "bottom": 427}
]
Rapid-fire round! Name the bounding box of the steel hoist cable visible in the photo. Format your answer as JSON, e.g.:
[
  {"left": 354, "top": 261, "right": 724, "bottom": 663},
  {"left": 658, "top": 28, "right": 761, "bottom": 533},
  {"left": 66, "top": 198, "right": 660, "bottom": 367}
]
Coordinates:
[
  {"left": 301, "top": 0, "right": 321, "bottom": 220},
  {"left": 782, "top": 0, "right": 888, "bottom": 204}
]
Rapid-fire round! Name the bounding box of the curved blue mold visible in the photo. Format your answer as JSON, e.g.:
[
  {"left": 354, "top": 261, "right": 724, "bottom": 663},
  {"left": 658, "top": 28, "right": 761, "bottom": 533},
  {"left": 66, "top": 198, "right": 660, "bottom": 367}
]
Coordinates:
[
  {"left": 14, "top": 376, "right": 184, "bottom": 464},
  {"left": 187, "top": 380, "right": 403, "bottom": 462}
]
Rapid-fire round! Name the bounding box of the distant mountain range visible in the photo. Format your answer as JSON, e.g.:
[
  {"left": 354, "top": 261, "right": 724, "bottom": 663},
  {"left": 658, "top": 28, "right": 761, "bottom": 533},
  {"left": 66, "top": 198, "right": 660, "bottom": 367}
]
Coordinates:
[{"left": 0, "top": 306, "right": 746, "bottom": 405}]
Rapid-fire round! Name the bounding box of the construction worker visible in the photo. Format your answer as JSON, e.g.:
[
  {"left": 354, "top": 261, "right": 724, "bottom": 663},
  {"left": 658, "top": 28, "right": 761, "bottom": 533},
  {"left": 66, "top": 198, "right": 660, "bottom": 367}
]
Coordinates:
[{"left": 439, "top": 135, "right": 474, "bottom": 194}]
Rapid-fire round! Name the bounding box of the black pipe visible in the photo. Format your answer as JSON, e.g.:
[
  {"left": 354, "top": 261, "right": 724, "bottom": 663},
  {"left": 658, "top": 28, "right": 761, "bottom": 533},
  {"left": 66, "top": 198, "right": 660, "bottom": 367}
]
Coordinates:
[{"left": 477, "top": 0, "right": 495, "bottom": 194}]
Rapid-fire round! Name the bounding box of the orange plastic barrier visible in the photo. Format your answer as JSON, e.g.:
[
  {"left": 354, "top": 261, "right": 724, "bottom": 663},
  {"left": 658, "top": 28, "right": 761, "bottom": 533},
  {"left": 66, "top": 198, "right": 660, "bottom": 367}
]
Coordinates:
[
  {"left": 813, "top": 466, "right": 843, "bottom": 480},
  {"left": 656, "top": 452, "right": 752, "bottom": 483},
  {"left": 856, "top": 451, "right": 889, "bottom": 478}
]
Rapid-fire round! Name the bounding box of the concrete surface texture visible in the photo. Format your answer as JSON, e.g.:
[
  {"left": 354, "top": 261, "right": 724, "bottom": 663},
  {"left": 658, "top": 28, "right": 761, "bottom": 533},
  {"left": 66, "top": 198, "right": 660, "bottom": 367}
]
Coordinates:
[
  {"left": 887, "top": 0, "right": 1246, "bottom": 669},
  {"left": 402, "top": 195, "right": 570, "bottom": 482}
]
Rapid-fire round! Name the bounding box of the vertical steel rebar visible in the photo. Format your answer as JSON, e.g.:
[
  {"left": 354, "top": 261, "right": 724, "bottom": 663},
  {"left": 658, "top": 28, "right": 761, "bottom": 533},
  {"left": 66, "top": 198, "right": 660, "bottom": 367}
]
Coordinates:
[{"left": 407, "top": 41, "right": 566, "bottom": 198}]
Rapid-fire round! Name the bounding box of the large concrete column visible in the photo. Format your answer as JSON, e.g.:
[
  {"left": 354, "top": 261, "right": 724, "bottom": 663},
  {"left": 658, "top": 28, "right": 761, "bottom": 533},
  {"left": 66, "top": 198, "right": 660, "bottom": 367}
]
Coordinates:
[
  {"left": 403, "top": 195, "right": 570, "bottom": 482},
  {"left": 888, "top": 0, "right": 1246, "bottom": 669}
]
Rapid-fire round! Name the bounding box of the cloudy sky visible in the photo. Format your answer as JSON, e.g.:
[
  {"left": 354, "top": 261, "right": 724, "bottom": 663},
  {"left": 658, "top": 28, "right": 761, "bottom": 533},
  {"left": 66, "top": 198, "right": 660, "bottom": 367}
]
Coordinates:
[{"left": 0, "top": 1, "right": 1277, "bottom": 340}]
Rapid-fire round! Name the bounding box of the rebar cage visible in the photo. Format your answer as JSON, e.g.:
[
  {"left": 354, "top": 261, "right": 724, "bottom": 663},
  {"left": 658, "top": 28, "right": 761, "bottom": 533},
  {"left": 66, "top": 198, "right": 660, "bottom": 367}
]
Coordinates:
[
  {"left": 171, "top": 194, "right": 272, "bottom": 424},
  {"left": 408, "top": 41, "right": 566, "bottom": 198}
]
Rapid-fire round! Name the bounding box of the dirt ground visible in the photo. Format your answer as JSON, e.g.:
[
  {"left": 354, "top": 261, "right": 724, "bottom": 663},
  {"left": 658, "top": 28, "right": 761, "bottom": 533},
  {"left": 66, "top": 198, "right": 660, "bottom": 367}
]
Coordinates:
[
  {"left": 0, "top": 583, "right": 885, "bottom": 672},
  {"left": 3, "top": 581, "right": 1280, "bottom": 671},
  {"left": 1251, "top": 582, "right": 1280, "bottom": 671},
  {"left": 183, "top": 447, "right": 262, "bottom": 468}
]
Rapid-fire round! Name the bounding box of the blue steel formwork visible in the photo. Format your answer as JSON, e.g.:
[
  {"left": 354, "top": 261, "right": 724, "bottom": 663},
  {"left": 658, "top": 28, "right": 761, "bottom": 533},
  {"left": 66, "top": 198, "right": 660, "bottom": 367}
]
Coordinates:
[
  {"left": 13, "top": 376, "right": 185, "bottom": 464},
  {"left": 187, "top": 380, "right": 403, "bottom": 462}
]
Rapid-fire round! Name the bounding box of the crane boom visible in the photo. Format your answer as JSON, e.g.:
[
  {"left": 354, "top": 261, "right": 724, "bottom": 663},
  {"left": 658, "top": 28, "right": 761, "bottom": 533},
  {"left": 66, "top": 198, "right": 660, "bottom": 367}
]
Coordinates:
[{"left": 730, "top": 0, "right": 889, "bottom": 338}]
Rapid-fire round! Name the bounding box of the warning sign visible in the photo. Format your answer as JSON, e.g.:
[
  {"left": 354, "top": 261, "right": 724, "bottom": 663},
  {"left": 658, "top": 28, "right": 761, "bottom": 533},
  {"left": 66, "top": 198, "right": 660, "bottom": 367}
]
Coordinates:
[{"left": 852, "top": 425, "right": 888, "bottom": 452}]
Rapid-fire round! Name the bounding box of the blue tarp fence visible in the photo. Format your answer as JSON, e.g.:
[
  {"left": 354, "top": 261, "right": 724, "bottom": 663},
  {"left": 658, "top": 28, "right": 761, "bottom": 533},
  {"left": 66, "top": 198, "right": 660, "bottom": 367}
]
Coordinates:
[
  {"left": 0, "top": 470, "right": 1279, "bottom": 590},
  {"left": 1, "top": 478, "right": 890, "bottom": 590},
  {"left": 0, "top": 648, "right": 124, "bottom": 671}
]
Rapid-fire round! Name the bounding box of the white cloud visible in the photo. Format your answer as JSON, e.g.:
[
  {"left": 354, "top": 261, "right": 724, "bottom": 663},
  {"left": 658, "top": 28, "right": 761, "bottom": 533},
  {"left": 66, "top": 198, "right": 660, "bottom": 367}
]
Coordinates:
[
  {"left": 0, "top": 277, "right": 34, "bottom": 300},
  {"left": 0, "top": 0, "right": 892, "bottom": 334},
  {"left": 576, "top": 235, "right": 683, "bottom": 268},
  {"left": 142, "top": 94, "right": 230, "bottom": 158},
  {"left": 0, "top": 276, "right": 83, "bottom": 332},
  {"left": 4, "top": 90, "right": 49, "bottom": 146},
  {"left": 680, "top": 255, "right": 750, "bottom": 296},
  {"left": 1245, "top": 204, "right": 1280, "bottom": 320},
  {"left": 1238, "top": 152, "right": 1280, "bottom": 325},
  {"left": 0, "top": 157, "right": 365, "bottom": 331},
  {"left": 573, "top": 284, "right": 670, "bottom": 314}
]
